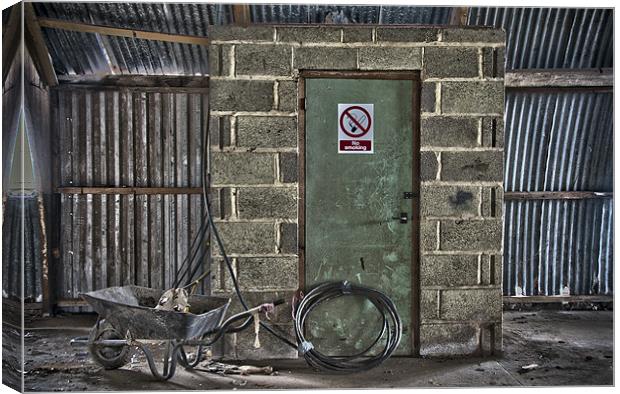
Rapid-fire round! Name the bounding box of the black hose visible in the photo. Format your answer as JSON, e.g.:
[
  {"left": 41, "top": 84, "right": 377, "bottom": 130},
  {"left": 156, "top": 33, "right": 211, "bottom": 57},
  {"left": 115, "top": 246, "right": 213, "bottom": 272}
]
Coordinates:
[{"left": 294, "top": 281, "right": 402, "bottom": 373}]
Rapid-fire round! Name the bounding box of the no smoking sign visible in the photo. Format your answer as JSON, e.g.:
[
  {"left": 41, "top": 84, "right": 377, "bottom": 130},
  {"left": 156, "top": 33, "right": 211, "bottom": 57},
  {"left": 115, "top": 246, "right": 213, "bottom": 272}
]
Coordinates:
[{"left": 338, "top": 104, "right": 374, "bottom": 154}]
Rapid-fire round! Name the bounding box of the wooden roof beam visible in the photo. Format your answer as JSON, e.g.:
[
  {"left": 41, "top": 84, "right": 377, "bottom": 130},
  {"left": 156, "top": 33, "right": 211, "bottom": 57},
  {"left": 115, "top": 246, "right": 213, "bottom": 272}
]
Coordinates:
[
  {"left": 505, "top": 68, "right": 613, "bottom": 89},
  {"left": 449, "top": 7, "right": 469, "bottom": 25},
  {"left": 3, "top": 3, "right": 22, "bottom": 84},
  {"left": 24, "top": 3, "right": 58, "bottom": 87},
  {"left": 37, "top": 17, "right": 210, "bottom": 46},
  {"left": 232, "top": 4, "right": 252, "bottom": 26}
]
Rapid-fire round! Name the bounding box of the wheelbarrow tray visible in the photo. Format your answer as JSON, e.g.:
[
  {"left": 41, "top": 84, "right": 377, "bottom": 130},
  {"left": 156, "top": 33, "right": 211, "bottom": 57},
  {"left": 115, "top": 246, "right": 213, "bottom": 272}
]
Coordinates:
[{"left": 80, "top": 285, "right": 230, "bottom": 340}]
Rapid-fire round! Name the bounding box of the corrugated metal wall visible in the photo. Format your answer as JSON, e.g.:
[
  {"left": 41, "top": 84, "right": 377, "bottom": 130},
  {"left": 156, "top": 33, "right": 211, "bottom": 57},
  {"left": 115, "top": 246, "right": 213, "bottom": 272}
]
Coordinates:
[
  {"left": 2, "top": 195, "right": 43, "bottom": 301},
  {"left": 505, "top": 199, "right": 613, "bottom": 296},
  {"left": 468, "top": 7, "right": 613, "bottom": 69},
  {"left": 52, "top": 88, "right": 209, "bottom": 302},
  {"left": 505, "top": 92, "right": 613, "bottom": 193}
]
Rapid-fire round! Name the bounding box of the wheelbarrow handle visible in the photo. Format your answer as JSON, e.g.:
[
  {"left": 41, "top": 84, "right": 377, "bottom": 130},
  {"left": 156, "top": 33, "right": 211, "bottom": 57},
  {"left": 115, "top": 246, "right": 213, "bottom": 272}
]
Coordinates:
[{"left": 272, "top": 298, "right": 285, "bottom": 306}]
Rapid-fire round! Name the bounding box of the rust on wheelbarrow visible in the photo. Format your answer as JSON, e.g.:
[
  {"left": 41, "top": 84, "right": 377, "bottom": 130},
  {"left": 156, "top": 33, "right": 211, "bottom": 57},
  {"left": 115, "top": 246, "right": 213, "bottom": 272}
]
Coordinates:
[{"left": 80, "top": 285, "right": 231, "bottom": 340}]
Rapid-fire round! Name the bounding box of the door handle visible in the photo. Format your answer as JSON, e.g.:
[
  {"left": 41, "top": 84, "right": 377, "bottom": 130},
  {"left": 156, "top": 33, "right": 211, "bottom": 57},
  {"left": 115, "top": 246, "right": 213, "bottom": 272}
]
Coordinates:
[{"left": 392, "top": 212, "right": 408, "bottom": 224}]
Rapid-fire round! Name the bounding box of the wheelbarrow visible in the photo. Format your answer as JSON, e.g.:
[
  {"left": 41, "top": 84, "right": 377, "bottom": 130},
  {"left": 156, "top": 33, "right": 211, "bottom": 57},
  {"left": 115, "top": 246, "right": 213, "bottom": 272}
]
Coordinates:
[{"left": 70, "top": 285, "right": 283, "bottom": 380}]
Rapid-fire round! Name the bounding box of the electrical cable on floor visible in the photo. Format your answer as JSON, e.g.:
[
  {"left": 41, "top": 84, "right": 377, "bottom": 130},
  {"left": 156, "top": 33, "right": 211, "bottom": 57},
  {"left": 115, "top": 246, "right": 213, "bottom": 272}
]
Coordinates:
[{"left": 177, "top": 95, "right": 403, "bottom": 373}]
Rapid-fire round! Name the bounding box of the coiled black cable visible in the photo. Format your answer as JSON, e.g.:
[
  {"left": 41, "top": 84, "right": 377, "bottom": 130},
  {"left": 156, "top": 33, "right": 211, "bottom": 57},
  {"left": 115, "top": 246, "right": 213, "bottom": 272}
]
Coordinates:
[{"left": 294, "top": 281, "right": 402, "bottom": 373}]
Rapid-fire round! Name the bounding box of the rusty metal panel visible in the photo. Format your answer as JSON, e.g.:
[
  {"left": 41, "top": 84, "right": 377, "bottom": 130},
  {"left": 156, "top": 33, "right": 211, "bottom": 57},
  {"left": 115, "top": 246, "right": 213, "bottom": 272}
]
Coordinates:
[
  {"left": 53, "top": 88, "right": 209, "bottom": 303},
  {"left": 504, "top": 199, "right": 613, "bottom": 296}
]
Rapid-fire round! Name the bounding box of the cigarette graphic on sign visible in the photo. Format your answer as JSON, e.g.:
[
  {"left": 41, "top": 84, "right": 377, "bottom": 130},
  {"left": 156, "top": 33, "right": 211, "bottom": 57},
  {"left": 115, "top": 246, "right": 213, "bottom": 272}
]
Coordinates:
[{"left": 338, "top": 104, "right": 374, "bottom": 154}]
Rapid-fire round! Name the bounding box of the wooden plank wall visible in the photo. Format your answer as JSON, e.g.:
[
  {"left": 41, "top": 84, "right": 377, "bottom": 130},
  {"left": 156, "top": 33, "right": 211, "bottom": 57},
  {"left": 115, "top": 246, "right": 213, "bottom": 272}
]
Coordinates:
[{"left": 52, "top": 88, "right": 209, "bottom": 304}]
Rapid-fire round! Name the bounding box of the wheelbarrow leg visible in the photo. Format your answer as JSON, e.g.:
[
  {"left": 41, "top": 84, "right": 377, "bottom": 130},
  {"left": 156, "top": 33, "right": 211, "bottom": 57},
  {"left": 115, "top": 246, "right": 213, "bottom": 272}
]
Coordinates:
[
  {"left": 176, "top": 345, "right": 203, "bottom": 369},
  {"left": 132, "top": 340, "right": 179, "bottom": 381}
]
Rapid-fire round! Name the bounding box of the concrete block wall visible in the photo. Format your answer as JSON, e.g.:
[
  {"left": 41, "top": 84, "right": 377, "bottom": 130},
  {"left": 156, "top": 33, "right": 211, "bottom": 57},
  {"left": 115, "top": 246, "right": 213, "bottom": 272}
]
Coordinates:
[{"left": 208, "top": 25, "right": 505, "bottom": 359}]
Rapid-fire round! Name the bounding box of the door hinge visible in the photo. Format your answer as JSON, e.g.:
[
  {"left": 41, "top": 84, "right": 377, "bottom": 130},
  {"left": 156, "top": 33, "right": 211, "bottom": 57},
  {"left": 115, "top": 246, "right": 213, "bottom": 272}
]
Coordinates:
[{"left": 299, "top": 98, "right": 306, "bottom": 111}]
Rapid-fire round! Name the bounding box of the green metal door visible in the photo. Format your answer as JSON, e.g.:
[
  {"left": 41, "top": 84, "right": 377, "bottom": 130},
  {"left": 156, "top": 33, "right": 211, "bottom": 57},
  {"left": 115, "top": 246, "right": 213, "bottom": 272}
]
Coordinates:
[{"left": 304, "top": 76, "right": 418, "bottom": 356}]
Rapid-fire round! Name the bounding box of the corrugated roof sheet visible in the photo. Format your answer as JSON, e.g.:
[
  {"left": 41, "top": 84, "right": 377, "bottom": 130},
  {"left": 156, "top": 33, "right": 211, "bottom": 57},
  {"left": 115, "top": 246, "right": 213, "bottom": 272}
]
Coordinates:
[
  {"left": 468, "top": 7, "right": 613, "bottom": 69},
  {"left": 34, "top": 4, "right": 613, "bottom": 76}
]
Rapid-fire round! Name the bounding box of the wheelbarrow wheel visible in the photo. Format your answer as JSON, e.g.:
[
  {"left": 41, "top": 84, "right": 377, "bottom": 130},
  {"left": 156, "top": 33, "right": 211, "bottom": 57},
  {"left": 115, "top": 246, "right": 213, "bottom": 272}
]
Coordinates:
[{"left": 88, "top": 320, "right": 131, "bottom": 369}]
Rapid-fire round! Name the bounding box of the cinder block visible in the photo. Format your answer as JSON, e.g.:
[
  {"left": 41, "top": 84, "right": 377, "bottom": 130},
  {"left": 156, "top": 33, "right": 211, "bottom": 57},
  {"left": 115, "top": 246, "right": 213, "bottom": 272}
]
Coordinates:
[
  {"left": 441, "top": 81, "right": 504, "bottom": 114},
  {"left": 210, "top": 80, "right": 274, "bottom": 112},
  {"left": 420, "top": 185, "right": 480, "bottom": 217},
  {"left": 277, "top": 26, "right": 341, "bottom": 43},
  {"left": 481, "top": 322, "right": 502, "bottom": 355},
  {"left": 237, "top": 187, "right": 297, "bottom": 219},
  {"left": 342, "top": 27, "right": 373, "bottom": 42},
  {"left": 481, "top": 186, "right": 504, "bottom": 217},
  {"left": 420, "top": 323, "right": 479, "bottom": 356},
  {"left": 208, "top": 116, "right": 231, "bottom": 149},
  {"left": 440, "top": 151, "right": 503, "bottom": 182},
  {"left": 209, "top": 25, "right": 274, "bottom": 41},
  {"left": 480, "top": 254, "right": 502, "bottom": 286},
  {"left": 235, "top": 257, "right": 298, "bottom": 290},
  {"left": 211, "top": 152, "right": 274, "bottom": 185},
  {"left": 293, "top": 47, "right": 357, "bottom": 70},
  {"left": 420, "top": 151, "right": 438, "bottom": 181},
  {"left": 209, "top": 187, "right": 233, "bottom": 219},
  {"left": 279, "top": 223, "right": 297, "bottom": 254},
  {"left": 440, "top": 219, "right": 503, "bottom": 251},
  {"left": 420, "top": 220, "right": 438, "bottom": 252},
  {"left": 235, "top": 324, "right": 298, "bottom": 359},
  {"left": 236, "top": 116, "right": 297, "bottom": 149},
  {"left": 208, "top": 44, "right": 231, "bottom": 76},
  {"left": 358, "top": 47, "right": 422, "bottom": 70},
  {"left": 424, "top": 47, "right": 479, "bottom": 78},
  {"left": 481, "top": 47, "right": 507, "bottom": 78},
  {"left": 279, "top": 152, "right": 298, "bottom": 183},
  {"left": 441, "top": 28, "right": 506, "bottom": 43},
  {"left": 421, "top": 82, "right": 437, "bottom": 113},
  {"left": 278, "top": 80, "right": 298, "bottom": 112},
  {"left": 376, "top": 27, "right": 439, "bottom": 42},
  {"left": 421, "top": 255, "right": 479, "bottom": 287},
  {"left": 421, "top": 116, "right": 479, "bottom": 148},
  {"left": 481, "top": 117, "right": 504, "bottom": 148},
  {"left": 440, "top": 288, "right": 502, "bottom": 321},
  {"left": 212, "top": 222, "right": 276, "bottom": 255},
  {"left": 421, "top": 289, "right": 439, "bottom": 320},
  {"left": 235, "top": 45, "right": 292, "bottom": 76}
]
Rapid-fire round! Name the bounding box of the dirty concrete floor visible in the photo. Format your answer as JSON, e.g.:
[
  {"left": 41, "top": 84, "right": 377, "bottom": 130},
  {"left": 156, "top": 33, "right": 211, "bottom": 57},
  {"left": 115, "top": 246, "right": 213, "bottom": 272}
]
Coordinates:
[{"left": 4, "top": 309, "right": 613, "bottom": 391}]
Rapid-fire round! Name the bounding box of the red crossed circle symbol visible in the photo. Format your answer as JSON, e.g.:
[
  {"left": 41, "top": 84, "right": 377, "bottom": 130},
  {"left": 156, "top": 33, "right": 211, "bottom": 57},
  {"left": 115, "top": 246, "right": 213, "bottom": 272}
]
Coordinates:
[{"left": 339, "top": 106, "right": 372, "bottom": 138}]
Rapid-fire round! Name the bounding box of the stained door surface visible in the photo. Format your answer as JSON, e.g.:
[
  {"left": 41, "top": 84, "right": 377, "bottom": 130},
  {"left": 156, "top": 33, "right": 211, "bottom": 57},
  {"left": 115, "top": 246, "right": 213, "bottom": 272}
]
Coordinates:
[{"left": 305, "top": 77, "right": 417, "bottom": 355}]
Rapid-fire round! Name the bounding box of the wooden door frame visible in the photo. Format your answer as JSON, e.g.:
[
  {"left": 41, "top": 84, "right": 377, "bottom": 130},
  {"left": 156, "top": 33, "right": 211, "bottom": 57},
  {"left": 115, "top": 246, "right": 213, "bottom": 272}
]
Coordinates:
[{"left": 297, "top": 70, "right": 422, "bottom": 355}]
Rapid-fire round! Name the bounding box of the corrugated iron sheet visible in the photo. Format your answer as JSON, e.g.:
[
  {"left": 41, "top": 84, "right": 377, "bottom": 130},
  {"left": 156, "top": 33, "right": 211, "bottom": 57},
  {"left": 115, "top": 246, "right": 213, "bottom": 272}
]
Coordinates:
[
  {"left": 468, "top": 7, "right": 613, "bottom": 69},
  {"left": 249, "top": 5, "right": 451, "bottom": 24},
  {"left": 2, "top": 195, "right": 44, "bottom": 302},
  {"left": 34, "top": 2, "right": 232, "bottom": 76},
  {"left": 33, "top": 5, "right": 613, "bottom": 75},
  {"left": 505, "top": 91, "right": 613, "bottom": 192},
  {"left": 504, "top": 90, "right": 613, "bottom": 296},
  {"left": 504, "top": 199, "right": 613, "bottom": 296},
  {"left": 52, "top": 88, "right": 209, "bottom": 302}
]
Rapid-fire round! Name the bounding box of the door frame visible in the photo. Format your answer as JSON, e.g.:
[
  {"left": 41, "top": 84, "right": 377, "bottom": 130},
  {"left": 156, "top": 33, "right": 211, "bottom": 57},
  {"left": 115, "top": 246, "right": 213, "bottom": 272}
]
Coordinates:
[{"left": 297, "top": 70, "right": 422, "bottom": 355}]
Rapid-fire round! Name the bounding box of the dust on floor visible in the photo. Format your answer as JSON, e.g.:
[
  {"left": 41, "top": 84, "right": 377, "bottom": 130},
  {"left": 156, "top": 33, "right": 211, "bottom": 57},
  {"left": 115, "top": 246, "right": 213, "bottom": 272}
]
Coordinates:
[{"left": 6, "top": 309, "right": 613, "bottom": 391}]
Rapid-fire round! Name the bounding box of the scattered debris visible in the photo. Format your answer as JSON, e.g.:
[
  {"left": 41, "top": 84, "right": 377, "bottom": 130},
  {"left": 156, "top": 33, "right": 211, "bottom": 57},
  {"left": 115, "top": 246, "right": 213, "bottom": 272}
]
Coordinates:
[
  {"left": 201, "top": 361, "right": 274, "bottom": 376},
  {"left": 155, "top": 288, "right": 190, "bottom": 312},
  {"left": 518, "top": 363, "right": 539, "bottom": 374}
]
